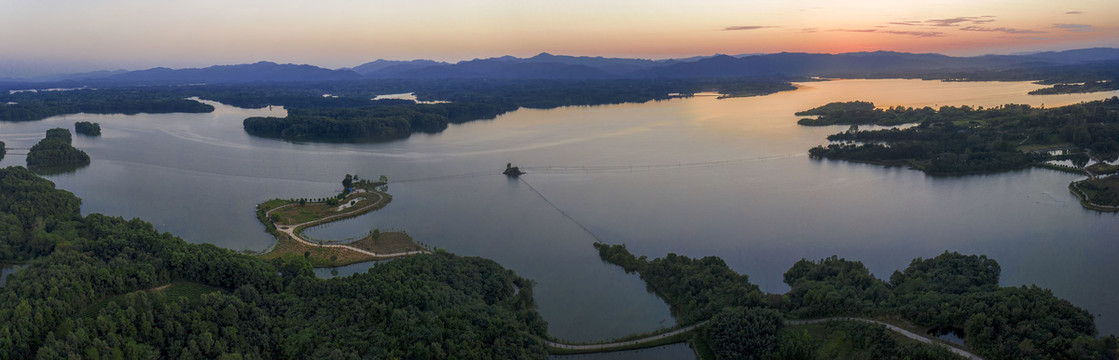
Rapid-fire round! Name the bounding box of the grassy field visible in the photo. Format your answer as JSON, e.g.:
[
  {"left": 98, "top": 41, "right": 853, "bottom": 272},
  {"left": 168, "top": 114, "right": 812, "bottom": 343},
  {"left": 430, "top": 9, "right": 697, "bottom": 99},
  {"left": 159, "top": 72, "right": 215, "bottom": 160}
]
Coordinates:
[
  {"left": 349, "top": 232, "right": 424, "bottom": 254},
  {"left": 1017, "top": 143, "right": 1076, "bottom": 152},
  {"left": 1073, "top": 175, "right": 1119, "bottom": 208},
  {"left": 1088, "top": 162, "right": 1119, "bottom": 175},
  {"left": 257, "top": 233, "right": 376, "bottom": 267},
  {"left": 269, "top": 191, "right": 390, "bottom": 226}
]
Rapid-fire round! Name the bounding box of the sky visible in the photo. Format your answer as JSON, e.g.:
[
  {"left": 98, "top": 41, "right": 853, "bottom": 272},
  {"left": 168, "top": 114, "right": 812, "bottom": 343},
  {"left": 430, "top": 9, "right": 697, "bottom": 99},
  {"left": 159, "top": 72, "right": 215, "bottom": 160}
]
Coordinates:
[{"left": 1, "top": 0, "right": 1117, "bottom": 77}]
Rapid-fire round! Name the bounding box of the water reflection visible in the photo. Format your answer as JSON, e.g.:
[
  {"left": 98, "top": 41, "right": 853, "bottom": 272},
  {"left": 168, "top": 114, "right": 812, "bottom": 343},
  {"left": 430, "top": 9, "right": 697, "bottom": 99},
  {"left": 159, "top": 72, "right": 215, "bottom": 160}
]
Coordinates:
[
  {"left": 3, "top": 79, "right": 1118, "bottom": 341},
  {"left": 0, "top": 264, "right": 24, "bottom": 287}
]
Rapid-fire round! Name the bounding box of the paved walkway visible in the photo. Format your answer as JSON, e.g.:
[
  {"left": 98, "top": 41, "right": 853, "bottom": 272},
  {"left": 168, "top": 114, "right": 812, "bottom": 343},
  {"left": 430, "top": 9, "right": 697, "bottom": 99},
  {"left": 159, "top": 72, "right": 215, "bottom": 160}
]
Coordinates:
[
  {"left": 786, "top": 317, "right": 982, "bottom": 360},
  {"left": 265, "top": 192, "right": 429, "bottom": 259},
  {"left": 543, "top": 321, "right": 707, "bottom": 352},
  {"left": 545, "top": 317, "right": 982, "bottom": 359}
]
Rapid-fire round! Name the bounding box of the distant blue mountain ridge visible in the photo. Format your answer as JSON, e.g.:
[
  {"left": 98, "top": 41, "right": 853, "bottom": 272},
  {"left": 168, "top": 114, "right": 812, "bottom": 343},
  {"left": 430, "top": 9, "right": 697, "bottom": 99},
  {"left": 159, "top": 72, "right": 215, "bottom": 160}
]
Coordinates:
[{"left": 8, "top": 48, "right": 1119, "bottom": 84}]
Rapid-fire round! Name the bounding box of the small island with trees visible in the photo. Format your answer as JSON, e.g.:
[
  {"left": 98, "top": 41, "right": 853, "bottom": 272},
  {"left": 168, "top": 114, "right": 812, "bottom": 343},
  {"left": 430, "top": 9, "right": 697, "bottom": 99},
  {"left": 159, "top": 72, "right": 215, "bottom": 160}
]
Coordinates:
[
  {"left": 254, "top": 174, "right": 429, "bottom": 267},
  {"left": 26, "top": 128, "right": 90, "bottom": 169},
  {"left": 74, "top": 121, "right": 101, "bottom": 136}
]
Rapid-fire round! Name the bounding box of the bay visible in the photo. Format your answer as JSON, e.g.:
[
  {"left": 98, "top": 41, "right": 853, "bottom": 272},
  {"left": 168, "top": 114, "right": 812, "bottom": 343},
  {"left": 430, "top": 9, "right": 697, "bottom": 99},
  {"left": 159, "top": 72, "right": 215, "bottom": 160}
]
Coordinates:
[{"left": 2, "top": 79, "right": 1116, "bottom": 353}]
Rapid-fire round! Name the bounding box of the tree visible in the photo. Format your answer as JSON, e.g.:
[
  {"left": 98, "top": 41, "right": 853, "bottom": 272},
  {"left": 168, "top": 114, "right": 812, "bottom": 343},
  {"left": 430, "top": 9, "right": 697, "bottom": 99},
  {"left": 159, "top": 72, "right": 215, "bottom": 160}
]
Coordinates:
[
  {"left": 703, "top": 307, "right": 782, "bottom": 360},
  {"left": 342, "top": 174, "right": 353, "bottom": 190}
]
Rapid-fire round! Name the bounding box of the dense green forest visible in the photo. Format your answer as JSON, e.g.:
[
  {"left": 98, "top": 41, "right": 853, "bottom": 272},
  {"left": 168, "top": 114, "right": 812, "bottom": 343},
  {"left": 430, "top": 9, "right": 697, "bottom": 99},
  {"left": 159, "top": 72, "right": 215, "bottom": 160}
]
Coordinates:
[
  {"left": 25, "top": 128, "right": 90, "bottom": 169},
  {"left": 593, "top": 243, "right": 765, "bottom": 325},
  {"left": 806, "top": 98, "right": 1119, "bottom": 175},
  {"left": 2, "top": 79, "right": 795, "bottom": 142},
  {"left": 1029, "top": 80, "right": 1119, "bottom": 95},
  {"left": 233, "top": 79, "right": 793, "bottom": 141},
  {"left": 594, "top": 244, "right": 1118, "bottom": 359},
  {"left": 0, "top": 166, "right": 548, "bottom": 359},
  {"left": 242, "top": 102, "right": 509, "bottom": 141},
  {"left": 0, "top": 89, "right": 214, "bottom": 121},
  {"left": 74, "top": 121, "right": 101, "bottom": 136}
]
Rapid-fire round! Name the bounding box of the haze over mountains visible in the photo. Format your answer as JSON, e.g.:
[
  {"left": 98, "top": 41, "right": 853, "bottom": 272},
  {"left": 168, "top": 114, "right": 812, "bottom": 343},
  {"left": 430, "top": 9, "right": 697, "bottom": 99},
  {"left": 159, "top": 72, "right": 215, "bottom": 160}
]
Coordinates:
[{"left": 5, "top": 48, "right": 1119, "bottom": 85}]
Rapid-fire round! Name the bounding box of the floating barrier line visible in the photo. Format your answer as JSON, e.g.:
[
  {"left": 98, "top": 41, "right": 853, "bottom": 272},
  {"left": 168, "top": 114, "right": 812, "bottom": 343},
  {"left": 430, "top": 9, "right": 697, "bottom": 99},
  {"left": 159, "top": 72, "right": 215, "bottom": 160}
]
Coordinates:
[
  {"left": 518, "top": 177, "right": 606, "bottom": 244},
  {"left": 520, "top": 153, "right": 802, "bottom": 174}
]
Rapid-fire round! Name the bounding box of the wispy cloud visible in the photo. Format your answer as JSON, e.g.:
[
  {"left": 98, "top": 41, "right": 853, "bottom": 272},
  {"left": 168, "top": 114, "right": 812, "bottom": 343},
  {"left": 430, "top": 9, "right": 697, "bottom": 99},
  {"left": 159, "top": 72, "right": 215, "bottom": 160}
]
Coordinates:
[
  {"left": 832, "top": 29, "right": 944, "bottom": 37},
  {"left": 926, "top": 17, "right": 994, "bottom": 27},
  {"left": 960, "top": 26, "right": 1045, "bottom": 34},
  {"left": 802, "top": 28, "right": 818, "bottom": 33},
  {"left": 1065, "top": 11, "right": 1083, "bottom": 15},
  {"left": 881, "top": 30, "right": 944, "bottom": 38},
  {"left": 723, "top": 25, "right": 777, "bottom": 31},
  {"left": 1053, "top": 23, "right": 1093, "bottom": 32},
  {"left": 889, "top": 21, "right": 922, "bottom": 26}
]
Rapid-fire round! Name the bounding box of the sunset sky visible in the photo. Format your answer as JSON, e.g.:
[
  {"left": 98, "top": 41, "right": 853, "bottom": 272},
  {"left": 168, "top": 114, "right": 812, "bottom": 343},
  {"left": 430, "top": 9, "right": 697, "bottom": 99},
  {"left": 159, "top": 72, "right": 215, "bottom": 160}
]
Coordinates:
[{"left": 1, "top": 0, "right": 1117, "bottom": 76}]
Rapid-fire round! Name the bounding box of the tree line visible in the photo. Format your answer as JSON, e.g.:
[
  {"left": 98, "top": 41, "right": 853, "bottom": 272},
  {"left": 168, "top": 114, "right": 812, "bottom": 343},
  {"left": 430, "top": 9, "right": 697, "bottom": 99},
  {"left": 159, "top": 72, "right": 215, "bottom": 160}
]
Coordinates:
[
  {"left": 0, "top": 89, "right": 214, "bottom": 122},
  {"left": 807, "top": 98, "right": 1119, "bottom": 175},
  {"left": 594, "top": 243, "right": 1118, "bottom": 359}
]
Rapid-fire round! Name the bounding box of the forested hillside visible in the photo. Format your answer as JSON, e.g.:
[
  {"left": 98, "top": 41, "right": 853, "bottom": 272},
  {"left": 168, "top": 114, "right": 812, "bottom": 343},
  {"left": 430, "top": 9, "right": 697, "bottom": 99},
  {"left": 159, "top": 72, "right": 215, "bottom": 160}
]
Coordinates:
[
  {"left": 595, "top": 244, "right": 1118, "bottom": 359},
  {"left": 0, "top": 166, "right": 547, "bottom": 359}
]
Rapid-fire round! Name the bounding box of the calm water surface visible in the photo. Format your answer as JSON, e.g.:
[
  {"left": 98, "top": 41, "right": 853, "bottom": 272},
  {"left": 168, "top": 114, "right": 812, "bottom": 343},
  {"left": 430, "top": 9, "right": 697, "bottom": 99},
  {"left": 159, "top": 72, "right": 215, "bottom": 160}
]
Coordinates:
[{"left": 2, "top": 80, "right": 1117, "bottom": 354}]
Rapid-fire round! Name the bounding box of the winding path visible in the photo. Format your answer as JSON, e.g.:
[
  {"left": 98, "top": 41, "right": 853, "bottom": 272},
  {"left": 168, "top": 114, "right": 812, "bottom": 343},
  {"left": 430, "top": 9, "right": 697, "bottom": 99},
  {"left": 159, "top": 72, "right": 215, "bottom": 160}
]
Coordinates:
[
  {"left": 786, "top": 317, "right": 982, "bottom": 360},
  {"left": 543, "top": 321, "right": 707, "bottom": 352},
  {"left": 265, "top": 191, "right": 429, "bottom": 259},
  {"left": 544, "top": 317, "right": 983, "bottom": 359}
]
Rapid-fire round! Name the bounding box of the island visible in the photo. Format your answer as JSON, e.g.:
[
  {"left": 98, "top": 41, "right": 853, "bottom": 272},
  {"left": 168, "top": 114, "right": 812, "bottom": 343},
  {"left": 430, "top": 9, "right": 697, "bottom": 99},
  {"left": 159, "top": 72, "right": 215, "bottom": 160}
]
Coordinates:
[
  {"left": 0, "top": 166, "right": 549, "bottom": 359},
  {"left": 25, "top": 128, "right": 90, "bottom": 169},
  {"left": 802, "top": 98, "right": 1119, "bottom": 211},
  {"left": 237, "top": 79, "right": 796, "bottom": 142},
  {"left": 1028, "top": 80, "right": 1119, "bottom": 95},
  {"left": 592, "top": 243, "right": 1118, "bottom": 359},
  {"left": 74, "top": 121, "right": 101, "bottom": 136},
  {"left": 254, "top": 174, "right": 429, "bottom": 267}
]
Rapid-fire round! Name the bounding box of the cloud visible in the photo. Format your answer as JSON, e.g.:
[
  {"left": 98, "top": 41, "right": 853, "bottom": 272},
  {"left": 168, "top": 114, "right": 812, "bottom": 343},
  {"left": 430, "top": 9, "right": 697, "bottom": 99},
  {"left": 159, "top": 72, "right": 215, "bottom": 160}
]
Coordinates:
[
  {"left": 1065, "top": 11, "right": 1083, "bottom": 15},
  {"left": 723, "top": 25, "right": 777, "bottom": 31},
  {"left": 1053, "top": 23, "right": 1093, "bottom": 32},
  {"left": 926, "top": 17, "right": 984, "bottom": 27},
  {"left": 802, "top": 28, "right": 818, "bottom": 33},
  {"left": 959, "top": 26, "right": 1045, "bottom": 34},
  {"left": 881, "top": 30, "right": 945, "bottom": 38},
  {"left": 889, "top": 21, "right": 922, "bottom": 26},
  {"left": 831, "top": 29, "right": 944, "bottom": 37}
]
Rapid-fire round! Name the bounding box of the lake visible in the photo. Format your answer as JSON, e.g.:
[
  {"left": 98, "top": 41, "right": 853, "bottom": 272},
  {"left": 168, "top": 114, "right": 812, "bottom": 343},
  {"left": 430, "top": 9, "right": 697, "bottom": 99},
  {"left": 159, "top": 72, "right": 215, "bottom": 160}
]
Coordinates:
[{"left": 2, "top": 79, "right": 1117, "bottom": 358}]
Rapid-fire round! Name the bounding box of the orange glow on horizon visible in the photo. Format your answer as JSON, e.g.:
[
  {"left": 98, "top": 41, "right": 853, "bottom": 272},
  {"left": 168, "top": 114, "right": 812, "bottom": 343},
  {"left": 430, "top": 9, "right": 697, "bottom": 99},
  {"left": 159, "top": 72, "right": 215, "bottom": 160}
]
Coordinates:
[{"left": 0, "top": 0, "right": 1116, "bottom": 74}]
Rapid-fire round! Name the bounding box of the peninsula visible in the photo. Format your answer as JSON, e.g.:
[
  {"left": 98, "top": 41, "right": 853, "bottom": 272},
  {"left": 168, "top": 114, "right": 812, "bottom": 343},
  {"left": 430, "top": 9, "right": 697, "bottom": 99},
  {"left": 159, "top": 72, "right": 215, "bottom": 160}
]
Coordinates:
[
  {"left": 803, "top": 98, "right": 1119, "bottom": 211},
  {"left": 254, "top": 174, "right": 428, "bottom": 267},
  {"left": 592, "top": 244, "right": 1118, "bottom": 359}
]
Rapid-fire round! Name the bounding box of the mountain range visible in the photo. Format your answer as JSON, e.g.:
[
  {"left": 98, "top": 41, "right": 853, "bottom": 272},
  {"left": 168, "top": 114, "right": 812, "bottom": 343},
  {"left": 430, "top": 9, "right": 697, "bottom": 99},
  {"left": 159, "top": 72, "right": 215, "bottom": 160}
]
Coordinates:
[{"left": 6, "top": 48, "right": 1119, "bottom": 85}]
